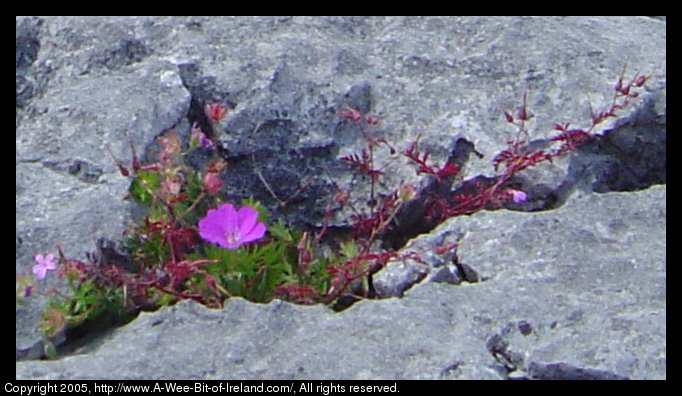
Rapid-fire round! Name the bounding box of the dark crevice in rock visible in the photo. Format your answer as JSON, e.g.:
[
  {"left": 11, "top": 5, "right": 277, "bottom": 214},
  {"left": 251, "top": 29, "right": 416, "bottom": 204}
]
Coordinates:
[
  {"left": 67, "top": 160, "right": 103, "bottom": 184},
  {"left": 439, "top": 360, "right": 463, "bottom": 378},
  {"left": 485, "top": 323, "right": 536, "bottom": 380},
  {"left": 485, "top": 321, "right": 633, "bottom": 380},
  {"left": 16, "top": 17, "right": 44, "bottom": 109},
  {"left": 453, "top": 257, "right": 480, "bottom": 284},
  {"left": 486, "top": 333, "right": 525, "bottom": 376},
  {"left": 381, "top": 138, "right": 483, "bottom": 250},
  {"left": 178, "top": 62, "right": 238, "bottom": 129},
  {"left": 16, "top": 21, "right": 41, "bottom": 69},
  {"left": 526, "top": 362, "right": 629, "bottom": 380},
  {"left": 561, "top": 95, "right": 666, "bottom": 195},
  {"left": 41, "top": 159, "right": 104, "bottom": 184},
  {"left": 517, "top": 320, "right": 533, "bottom": 336},
  {"left": 52, "top": 314, "right": 138, "bottom": 360},
  {"left": 331, "top": 294, "right": 363, "bottom": 312},
  {"left": 91, "top": 238, "right": 137, "bottom": 273}
]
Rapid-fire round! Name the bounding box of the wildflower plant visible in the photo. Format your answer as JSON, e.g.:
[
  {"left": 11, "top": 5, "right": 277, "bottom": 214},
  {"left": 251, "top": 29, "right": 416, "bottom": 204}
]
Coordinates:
[{"left": 17, "top": 69, "right": 653, "bottom": 355}]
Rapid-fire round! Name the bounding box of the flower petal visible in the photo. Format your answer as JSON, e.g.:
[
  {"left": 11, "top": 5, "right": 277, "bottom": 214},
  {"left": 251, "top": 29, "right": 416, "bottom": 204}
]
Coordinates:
[
  {"left": 240, "top": 222, "right": 266, "bottom": 244},
  {"left": 198, "top": 208, "right": 229, "bottom": 246},
  {"left": 45, "top": 254, "right": 56, "bottom": 270},
  {"left": 216, "top": 203, "right": 238, "bottom": 228},
  {"left": 236, "top": 206, "right": 258, "bottom": 236},
  {"left": 32, "top": 264, "right": 46, "bottom": 280}
]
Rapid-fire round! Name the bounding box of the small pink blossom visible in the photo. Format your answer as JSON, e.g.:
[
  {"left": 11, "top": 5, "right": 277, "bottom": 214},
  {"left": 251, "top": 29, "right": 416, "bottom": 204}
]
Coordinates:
[
  {"left": 32, "top": 253, "right": 57, "bottom": 280},
  {"left": 507, "top": 189, "right": 528, "bottom": 203},
  {"left": 198, "top": 203, "right": 266, "bottom": 249}
]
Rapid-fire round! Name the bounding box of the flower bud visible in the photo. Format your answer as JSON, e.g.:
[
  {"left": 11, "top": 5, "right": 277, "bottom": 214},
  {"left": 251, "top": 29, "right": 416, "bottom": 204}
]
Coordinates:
[
  {"left": 204, "top": 103, "right": 229, "bottom": 122},
  {"left": 202, "top": 172, "right": 222, "bottom": 195},
  {"left": 398, "top": 183, "right": 416, "bottom": 202}
]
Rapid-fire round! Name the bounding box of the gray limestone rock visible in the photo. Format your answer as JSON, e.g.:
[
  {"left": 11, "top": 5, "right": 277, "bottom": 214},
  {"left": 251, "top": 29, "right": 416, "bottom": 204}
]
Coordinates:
[{"left": 16, "top": 16, "right": 665, "bottom": 377}]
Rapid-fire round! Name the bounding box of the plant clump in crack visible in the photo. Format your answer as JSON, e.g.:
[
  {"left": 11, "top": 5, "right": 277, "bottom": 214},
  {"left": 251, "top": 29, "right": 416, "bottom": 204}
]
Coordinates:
[{"left": 16, "top": 67, "right": 654, "bottom": 359}]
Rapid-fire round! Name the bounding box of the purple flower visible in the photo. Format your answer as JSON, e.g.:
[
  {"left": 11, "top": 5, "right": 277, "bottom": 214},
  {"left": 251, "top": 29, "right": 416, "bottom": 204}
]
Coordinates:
[
  {"left": 508, "top": 189, "right": 528, "bottom": 203},
  {"left": 32, "top": 253, "right": 57, "bottom": 280},
  {"left": 198, "top": 203, "right": 266, "bottom": 249},
  {"left": 190, "top": 122, "right": 215, "bottom": 150},
  {"left": 199, "top": 134, "right": 215, "bottom": 150}
]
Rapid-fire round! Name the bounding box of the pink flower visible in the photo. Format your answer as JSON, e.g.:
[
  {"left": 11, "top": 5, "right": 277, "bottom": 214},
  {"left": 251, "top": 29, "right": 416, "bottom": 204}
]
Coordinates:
[
  {"left": 507, "top": 189, "right": 528, "bottom": 203},
  {"left": 32, "top": 253, "right": 57, "bottom": 280},
  {"left": 204, "top": 103, "right": 229, "bottom": 122},
  {"left": 198, "top": 203, "right": 266, "bottom": 249}
]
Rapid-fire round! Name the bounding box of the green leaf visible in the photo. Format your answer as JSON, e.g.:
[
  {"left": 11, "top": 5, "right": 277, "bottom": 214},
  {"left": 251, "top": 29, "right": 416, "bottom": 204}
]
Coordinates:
[
  {"left": 156, "top": 291, "right": 175, "bottom": 307},
  {"left": 43, "top": 340, "right": 57, "bottom": 360},
  {"left": 269, "top": 220, "right": 293, "bottom": 242},
  {"left": 183, "top": 170, "right": 203, "bottom": 202},
  {"left": 339, "top": 240, "right": 357, "bottom": 259},
  {"left": 129, "top": 170, "right": 161, "bottom": 206}
]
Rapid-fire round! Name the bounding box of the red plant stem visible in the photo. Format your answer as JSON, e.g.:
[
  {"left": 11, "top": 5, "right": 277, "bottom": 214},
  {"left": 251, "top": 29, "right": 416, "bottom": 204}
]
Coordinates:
[
  {"left": 323, "top": 262, "right": 368, "bottom": 305},
  {"left": 361, "top": 200, "right": 404, "bottom": 254},
  {"left": 180, "top": 191, "right": 206, "bottom": 220},
  {"left": 165, "top": 233, "right": 177, "bottom": 263},
  {"left": 152, "top": 284, "right": 204, "bottom": 302},
  {"left": 314, "top": 204, "right": 335, "bottom": 243},
  {"left": 322, "top": 198, "right": 405, "bottom": 305},
  {"left": 369, "top": 143, "right": 376, "bottom": 217}
]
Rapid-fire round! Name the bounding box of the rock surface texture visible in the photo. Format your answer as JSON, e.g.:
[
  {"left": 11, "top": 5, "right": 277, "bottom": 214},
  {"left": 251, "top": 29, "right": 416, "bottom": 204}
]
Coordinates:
[
  {"left": 16, "top": 16, "right": 665, "bottom": 379},
  {"left": 15, "top": 187, "right": 666, "bottom": 380}
]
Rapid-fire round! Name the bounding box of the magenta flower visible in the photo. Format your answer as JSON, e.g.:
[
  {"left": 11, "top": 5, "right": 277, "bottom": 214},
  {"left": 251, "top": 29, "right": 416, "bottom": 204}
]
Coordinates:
[
  {"left": 198, "top": 203, "right": 266, "bottom": 249},
  {"left": 32, "top": 253, "right": 57, "bottom": 280}
]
